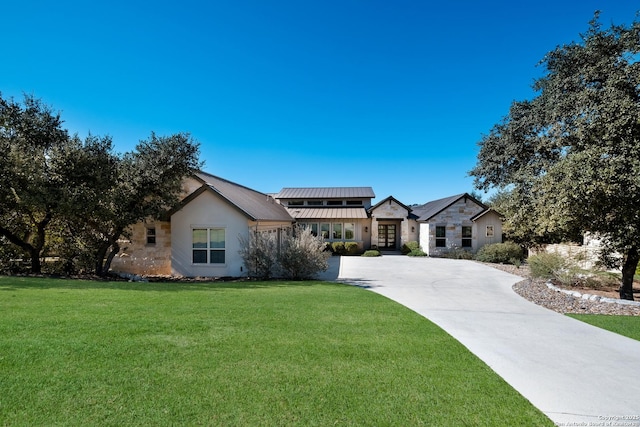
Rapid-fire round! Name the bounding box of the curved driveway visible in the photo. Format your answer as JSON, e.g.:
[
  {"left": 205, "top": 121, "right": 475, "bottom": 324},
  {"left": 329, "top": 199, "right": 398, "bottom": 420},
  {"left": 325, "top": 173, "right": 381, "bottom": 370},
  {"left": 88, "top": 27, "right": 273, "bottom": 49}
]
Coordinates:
[{"left": 332, "top": 255, "right": 640, "bottom": 426}]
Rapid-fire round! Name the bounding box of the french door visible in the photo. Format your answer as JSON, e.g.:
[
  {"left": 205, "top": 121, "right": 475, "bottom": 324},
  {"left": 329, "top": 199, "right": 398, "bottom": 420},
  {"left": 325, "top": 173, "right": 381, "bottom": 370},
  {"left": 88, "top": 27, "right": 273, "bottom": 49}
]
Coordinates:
[{"left": 377, "top": 224, "right": 396, "bottom": 250}]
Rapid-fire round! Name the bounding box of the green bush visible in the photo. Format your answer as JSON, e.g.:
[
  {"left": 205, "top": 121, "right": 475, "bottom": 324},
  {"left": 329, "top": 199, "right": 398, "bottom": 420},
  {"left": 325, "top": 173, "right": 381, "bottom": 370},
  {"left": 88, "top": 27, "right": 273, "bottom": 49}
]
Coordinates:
[
  {"left": 362, "top": 250, "right": 381, "bottom": 257},
  {"left": 345, "top": 242, "right": 359, "bottom": 255},
  {"left": 407, "top": 248, "right": 427, "bottom": 257},
  {"left": 475, "top": 242, "right": 523, "bottom": 264},
  {"left": 527, "top": 252, "right": 567, "bottom": 279},
  {"left": 401, "top": 241, "right": 420, "bottom": 255},
  {"left": 331, "top": 241, "right": 346, "bottom": 255}
]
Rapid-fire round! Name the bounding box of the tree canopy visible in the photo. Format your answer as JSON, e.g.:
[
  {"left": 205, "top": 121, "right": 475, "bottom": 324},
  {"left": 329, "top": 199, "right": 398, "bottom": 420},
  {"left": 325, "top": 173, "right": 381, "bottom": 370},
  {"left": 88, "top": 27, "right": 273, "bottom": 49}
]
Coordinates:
[
  {"left": 470, "top": 13, "right": 640, "bottom": 299},
  {"left": 0, "top": 93, "right": 201, "bottom": 276}
]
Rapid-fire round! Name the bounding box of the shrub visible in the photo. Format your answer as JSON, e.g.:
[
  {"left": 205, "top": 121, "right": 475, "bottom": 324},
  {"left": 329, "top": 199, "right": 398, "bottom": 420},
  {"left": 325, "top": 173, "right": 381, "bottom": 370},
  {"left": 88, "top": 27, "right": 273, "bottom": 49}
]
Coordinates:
[
  {"left": 407, "top": 248, "right": 427, "bottom": 257},
  {"left": 527, "top": 252, "right": 567, "bottom": 279},
  {"left": 443, "top": 247, "right": 473, "bottom": 259},
  {"left": 278, "top": 227, "right": 331, "bottom": 280},
  {"left": 475, "top": 242, "right": 524, "bottom": 264},
  {"left": 401, "top": 241, "right": 420, "bottom": 255},
  {"left": 238, "top": 231, "right": 279, "bottom": 279},
  {"left": 239, "top": 227, "right": 330, "bottom": 280},
  {"left": 345, "top": 242, "right": 359, "bottom": 255},
  {"left": 362, "top": 250, "right": 381, "bottom": 257},
  {"left": 331, "top": 241, "right": 346, "bottom": 255}
]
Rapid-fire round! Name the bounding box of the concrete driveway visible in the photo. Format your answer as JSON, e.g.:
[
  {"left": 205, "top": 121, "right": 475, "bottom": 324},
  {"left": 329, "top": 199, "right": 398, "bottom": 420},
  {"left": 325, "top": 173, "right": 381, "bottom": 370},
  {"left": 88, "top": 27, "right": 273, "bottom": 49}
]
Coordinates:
[{"left": 330, "top": 255, "right": 640, "bottom": 426}]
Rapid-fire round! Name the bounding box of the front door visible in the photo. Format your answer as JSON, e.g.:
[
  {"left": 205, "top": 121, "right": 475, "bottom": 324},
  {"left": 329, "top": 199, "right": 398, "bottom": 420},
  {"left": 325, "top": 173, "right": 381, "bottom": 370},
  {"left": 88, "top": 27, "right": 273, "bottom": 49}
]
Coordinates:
[{"left": 378, "top": 224, "right": 396, "bottom": 250}]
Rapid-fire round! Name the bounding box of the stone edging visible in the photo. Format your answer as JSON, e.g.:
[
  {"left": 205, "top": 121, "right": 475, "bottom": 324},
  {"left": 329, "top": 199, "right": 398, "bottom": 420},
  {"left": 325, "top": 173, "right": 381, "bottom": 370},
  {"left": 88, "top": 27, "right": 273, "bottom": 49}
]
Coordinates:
[{"left": 545, "top": 281, "right": 640, "bottom": 307}]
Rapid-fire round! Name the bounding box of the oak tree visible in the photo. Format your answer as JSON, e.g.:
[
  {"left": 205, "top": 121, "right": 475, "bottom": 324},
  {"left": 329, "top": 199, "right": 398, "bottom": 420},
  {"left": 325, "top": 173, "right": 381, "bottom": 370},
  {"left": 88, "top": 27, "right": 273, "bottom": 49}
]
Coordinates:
[{"left": 470, "top": 13, "right": 640, "bottom": 299}]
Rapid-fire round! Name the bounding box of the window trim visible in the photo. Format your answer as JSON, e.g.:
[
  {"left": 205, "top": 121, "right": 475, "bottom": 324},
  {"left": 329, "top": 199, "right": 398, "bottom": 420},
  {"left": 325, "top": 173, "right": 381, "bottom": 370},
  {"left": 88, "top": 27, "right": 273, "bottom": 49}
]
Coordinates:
[
  {"left": 192, "top": 227, "right": 226, "bottom": 265},
  {"left": 146, "top": 227, "right": 156, "bottom": 245},
  {"left": 435, "top": 225, "right": 446, "bottom": 248},
  {"left": 461, "top": 225, "right": 472, "bottom": 248}
]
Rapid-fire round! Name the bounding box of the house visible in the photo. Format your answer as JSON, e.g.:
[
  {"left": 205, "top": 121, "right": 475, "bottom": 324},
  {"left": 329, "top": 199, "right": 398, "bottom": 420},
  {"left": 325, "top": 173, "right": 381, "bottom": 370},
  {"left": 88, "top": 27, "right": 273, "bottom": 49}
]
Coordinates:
[
  {"left": 273, "top": 187, "right": 376, "bottom": 252},
  {"left": 111, "top": 171, "right": 294, "bottom": 277},
  {"left": 110, "top": 172, "right": 502, "bottom": 277},
  {"left": 410, "top": 193, "right": 502, "bottom": 256}
]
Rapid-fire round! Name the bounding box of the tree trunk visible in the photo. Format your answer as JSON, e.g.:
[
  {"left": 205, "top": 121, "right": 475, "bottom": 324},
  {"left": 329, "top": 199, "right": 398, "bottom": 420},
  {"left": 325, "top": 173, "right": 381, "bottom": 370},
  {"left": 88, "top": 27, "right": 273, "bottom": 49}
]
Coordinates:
[
  {"left": 102, "top": 242, "right": 120, "bottom": 276},
  {"left": 29, "top": 247, "right": 42, "bottom": 274},
  {"left": 94, "top": 235, "right": 121, "bottom": 277},
  {"left": 619, "top": 246, "right": 639, "bottom": 300},
  {"left": 94, "top": 244, "right": 110, "bottom": 277},
  {"left": 0, "top": 226, "right": 39, "bottom": 273}
]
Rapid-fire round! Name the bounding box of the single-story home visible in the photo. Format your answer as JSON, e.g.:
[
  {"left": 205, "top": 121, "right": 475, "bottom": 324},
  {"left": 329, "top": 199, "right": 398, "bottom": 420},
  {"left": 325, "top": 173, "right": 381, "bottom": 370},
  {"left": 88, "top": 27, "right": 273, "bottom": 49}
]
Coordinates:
[{"left": 110, "top": 171, "right": 502, "bottom": 277}]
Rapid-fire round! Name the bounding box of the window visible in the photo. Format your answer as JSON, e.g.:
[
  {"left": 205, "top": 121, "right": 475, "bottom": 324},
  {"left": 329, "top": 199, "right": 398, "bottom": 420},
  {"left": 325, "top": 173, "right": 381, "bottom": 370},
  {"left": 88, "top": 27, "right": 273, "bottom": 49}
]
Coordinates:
[
  {"left": 288, "top": 200, "right": 303, "bottom": 206},
  {"left": 346, "top": 200, "right": 362, "bottom": 206},
  {"left": 320, "top": 223, "right": 330, "bottom": 239},
  {"left": 302, "top": 223, "right": 319, "bottom": 236},
  {"left": 462, "top": 226, "right": 472, "bottom": 248},
  {"left": 146, "top": 227, "right": 156, "bottom": 245},
  {"left": 344, "top": 223, "right": 355, "bottom": 240},
  {"left": 486, "top": 225, "right": 494, "bottom": 238},
  {"left": 307, "top": 200, "right": 323, "bottom": 206},
  {"left": 435, "top": 226, "right": 446, "bottom": 247},
  {"left": 327, "top": 200, "right": 343, "bottom": 206},
  {"left": 192, "top": 228, "right": 225, "bottom": 264},
  {"left": 333, "top": 223, "right": 343, "bottom": 239}
]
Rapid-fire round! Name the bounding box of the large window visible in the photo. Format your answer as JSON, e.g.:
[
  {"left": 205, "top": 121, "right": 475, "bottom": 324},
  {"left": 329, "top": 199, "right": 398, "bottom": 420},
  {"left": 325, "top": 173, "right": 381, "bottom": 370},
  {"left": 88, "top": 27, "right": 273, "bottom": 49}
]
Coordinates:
[
  {"left": 192, "top": 228, "right": 225, "bottom": 264},
  {"left": 462, "top": 226, "right": 472, "bottom": 248},
  {"left": 344, "top": 223, "right": 355, "bottom": 239},
  {"left": 332, "top": 223, "right": 343, "bottom": 239},
  {"left": 320, "top": 223, "right": 330, "bottom": 239},
  {"left": 307, "top": 222, "right": 356, "bottom": 240},
  {"left": 435, "top": 226, "right": 446, "bottom": 247}
]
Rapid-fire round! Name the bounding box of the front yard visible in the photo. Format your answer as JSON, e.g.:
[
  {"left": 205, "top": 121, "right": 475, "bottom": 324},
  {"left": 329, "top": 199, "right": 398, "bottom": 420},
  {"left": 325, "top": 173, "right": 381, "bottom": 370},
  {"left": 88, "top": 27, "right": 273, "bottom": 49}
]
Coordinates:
[{"left": 0, "top": 276, "right": 552, "bottom": 426}]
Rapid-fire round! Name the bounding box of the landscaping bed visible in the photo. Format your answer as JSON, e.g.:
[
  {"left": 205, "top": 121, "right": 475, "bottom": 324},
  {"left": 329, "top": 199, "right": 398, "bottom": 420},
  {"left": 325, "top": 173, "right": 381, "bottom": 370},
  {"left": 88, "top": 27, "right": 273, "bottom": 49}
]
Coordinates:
[{"left": 483, "top": 262, "right": 640, "bottom": 316}]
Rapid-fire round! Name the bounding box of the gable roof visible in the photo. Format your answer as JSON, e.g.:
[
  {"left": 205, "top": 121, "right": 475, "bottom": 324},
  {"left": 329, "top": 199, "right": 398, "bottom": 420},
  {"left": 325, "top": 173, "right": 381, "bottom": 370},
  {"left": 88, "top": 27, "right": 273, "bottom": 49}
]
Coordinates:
[
  {"left": 275, "top": 187, "right": 375, "bottom": 199},
  {"left": 171, "top": 171, "right": 294, "bottom": 222},
  {"left": 368, "top": 196, "right": 413, "bottom": 214},
  {"left": 412, "top": 193, "right": 488, "bottom": 222}
]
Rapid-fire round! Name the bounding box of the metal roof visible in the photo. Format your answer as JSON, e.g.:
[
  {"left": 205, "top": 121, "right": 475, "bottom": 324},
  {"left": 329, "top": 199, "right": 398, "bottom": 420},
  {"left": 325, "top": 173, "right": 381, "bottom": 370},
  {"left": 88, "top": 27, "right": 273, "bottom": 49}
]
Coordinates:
[
  {"left": 286, "top": 207, "right": 369, "bottom": 219},
  {"left": 411, "top": 193, "right": 488, "bottom": 222},
  {"left": 190, "top": 171, "right": 294, "bottom": 222},
  {"left": 275, "top": 187, "right": 375, "bottom": 199}
]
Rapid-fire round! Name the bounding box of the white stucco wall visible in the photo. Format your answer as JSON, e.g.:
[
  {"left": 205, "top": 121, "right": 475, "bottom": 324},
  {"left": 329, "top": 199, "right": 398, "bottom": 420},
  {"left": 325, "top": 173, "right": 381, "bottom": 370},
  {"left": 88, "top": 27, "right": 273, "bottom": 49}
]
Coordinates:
[
  {"left": 474, "top": 211, "right": 503, "bottom": 248},
  {"left": 170, "top": 190, "right": 249, "bottom": 277}
]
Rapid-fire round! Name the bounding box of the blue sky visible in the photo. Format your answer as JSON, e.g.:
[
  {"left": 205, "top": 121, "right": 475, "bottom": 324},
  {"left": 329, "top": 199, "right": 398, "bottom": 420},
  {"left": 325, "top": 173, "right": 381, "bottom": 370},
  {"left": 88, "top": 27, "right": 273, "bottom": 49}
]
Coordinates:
[{"left": 3, "top": 1, "right": 638, "bottom": 204}]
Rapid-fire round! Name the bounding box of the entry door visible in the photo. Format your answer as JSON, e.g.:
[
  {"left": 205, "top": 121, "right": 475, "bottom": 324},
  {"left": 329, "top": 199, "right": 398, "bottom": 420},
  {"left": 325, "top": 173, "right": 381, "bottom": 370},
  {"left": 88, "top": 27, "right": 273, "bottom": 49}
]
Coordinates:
[{"left": 378, "top": 224, "right": 396, "bottom": 249}]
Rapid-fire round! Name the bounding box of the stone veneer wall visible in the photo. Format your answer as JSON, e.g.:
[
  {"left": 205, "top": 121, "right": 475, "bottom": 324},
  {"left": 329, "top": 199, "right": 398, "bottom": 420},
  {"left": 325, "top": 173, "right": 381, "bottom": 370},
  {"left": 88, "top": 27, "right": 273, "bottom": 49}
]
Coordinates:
[
  {"left": 427, "top": 199, "right": 485, "bottom": 253},
  {"left": 110, "top": 221, "right": 172, "bottom": 276},
  {"left": 529, "top": 235, "right": 603, "bottom": 270}
]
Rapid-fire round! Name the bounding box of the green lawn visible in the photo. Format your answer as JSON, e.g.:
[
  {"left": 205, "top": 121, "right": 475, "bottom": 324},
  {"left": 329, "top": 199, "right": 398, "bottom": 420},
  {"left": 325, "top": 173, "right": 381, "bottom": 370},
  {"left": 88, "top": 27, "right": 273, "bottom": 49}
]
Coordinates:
[
  {"left": 568, "top": 314, "right": 640, "bottom": 341},
  {"left": 0, "top": 276, "right": 552, "bottom": 426}
]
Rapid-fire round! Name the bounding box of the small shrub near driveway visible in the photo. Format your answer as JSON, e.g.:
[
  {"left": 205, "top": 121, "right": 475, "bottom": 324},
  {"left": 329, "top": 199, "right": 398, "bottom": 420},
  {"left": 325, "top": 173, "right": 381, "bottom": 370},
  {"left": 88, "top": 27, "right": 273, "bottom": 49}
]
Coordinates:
[
  {"left": 527, "top": 252, "right": 567, "bottom": 279},
  {"left": 475, "top": 242, "right": 524, "bottom": 264},
  {"left": 401, "top": 241, "right": 420, "bottom": 254},
  {"left": 362, "top": 250, "right": 381, "bottom": 257},
  {"left": 331, "top": 241, "right": 346, "bottom": 255},
  {"left": 401, "top": 241, "right": 427, "bottom": 257},
  {"left": 345, "top": 242, "right": 359, "bottom": 255}
]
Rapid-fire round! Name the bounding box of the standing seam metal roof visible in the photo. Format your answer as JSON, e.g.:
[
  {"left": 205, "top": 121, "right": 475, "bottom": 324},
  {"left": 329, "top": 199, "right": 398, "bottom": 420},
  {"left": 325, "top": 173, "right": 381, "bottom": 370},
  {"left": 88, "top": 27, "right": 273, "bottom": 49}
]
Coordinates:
[
  {"left": 411, "top": 193, "right": 489, "bottom": 222},
  {"left": 193, "top": 171, "right": 294, "bottom": 222},
  {"left": 275, "top": 187, "right": 375, "bottom": 199},
  {"left": 285, "top": 207, "right": 369, "bottom": 219}
]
